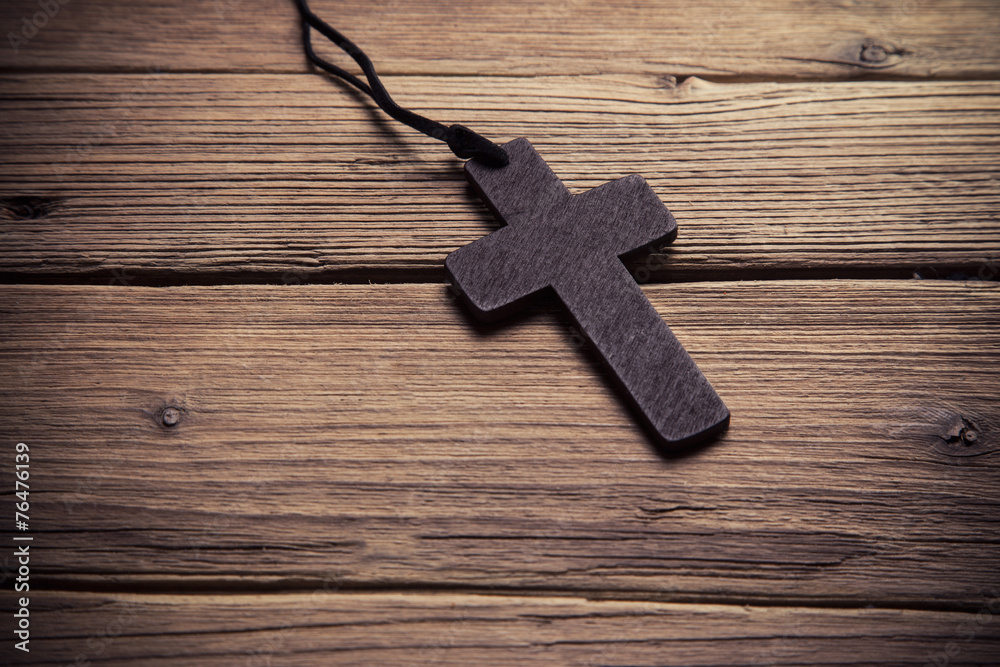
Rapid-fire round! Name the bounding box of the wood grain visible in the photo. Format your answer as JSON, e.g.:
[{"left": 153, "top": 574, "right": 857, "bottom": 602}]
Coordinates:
[
  {"left": 2, "top": 0, "right": 998, "bottom": 660},
  {"left": 1, "top": 281, "right": 996, "bottom": 605},
  {"left": 1, "top": 75, "right": 998, "bottom": 281},
  {"left": 7, "top": 592, "right": 1000, "bottom": 666},
  {"left": 2, "top": 0, "right": 1000, "bottom": 79}
]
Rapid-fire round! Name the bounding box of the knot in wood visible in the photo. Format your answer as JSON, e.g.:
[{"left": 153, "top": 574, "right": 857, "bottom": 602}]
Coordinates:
[
  {"left": 160, "top": 407, "right": 181, "bottom": 427},
  {"left": 1, "top": 196, "right": 60, "bottom": 220},
  {"left": 860, "top": 41, "right": 888, "bottom": 63}
]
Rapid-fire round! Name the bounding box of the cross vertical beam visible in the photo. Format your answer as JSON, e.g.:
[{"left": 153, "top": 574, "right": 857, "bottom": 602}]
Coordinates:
[{"left": 447, "top": 139, "right": 729, "bottom": 449}]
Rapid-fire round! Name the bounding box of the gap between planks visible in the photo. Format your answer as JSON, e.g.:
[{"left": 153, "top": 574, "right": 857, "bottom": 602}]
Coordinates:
[{"left": 26, "top": 576, "right": 1000, "bottom": 615}]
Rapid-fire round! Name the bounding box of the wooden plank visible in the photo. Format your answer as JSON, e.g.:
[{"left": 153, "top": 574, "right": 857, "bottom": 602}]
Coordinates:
[
  {"left": 2, "top": 0, "right": 1000, "bottom": 79},
  {"left": 1, "top": 76, "right": 998, "bottom": 280},
  {"left": 6, "top": 592, "right": 1000, "bottom": 665},
  {"left": 1, "top": 281, "right": 997, "bottom": 605}
]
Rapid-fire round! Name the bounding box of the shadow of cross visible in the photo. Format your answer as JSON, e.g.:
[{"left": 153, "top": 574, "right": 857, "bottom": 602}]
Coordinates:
[{"left": 446, "top": 138, "right": 729, "bottom": 449}]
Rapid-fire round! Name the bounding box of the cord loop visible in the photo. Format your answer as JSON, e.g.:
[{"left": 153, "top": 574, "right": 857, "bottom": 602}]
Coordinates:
[{"left": 295, "top": 0, "right": 509, "bottom": 167}]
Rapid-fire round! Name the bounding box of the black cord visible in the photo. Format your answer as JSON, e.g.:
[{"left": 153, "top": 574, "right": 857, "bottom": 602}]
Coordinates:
[{"left": 294, "top": 0, "right": 509, "bottom": 167}]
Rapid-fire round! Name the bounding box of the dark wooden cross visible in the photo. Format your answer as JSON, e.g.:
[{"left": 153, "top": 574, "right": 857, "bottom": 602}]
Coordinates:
[{"left": 446, "top": 138, "right": 729, "bottom": 449}]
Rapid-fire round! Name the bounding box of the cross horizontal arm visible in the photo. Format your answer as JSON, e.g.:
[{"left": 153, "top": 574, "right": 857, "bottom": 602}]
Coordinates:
[
  {"left": 445, "top": 225, "right": 553, "bottom": 320},
  {"left": 573, "top": 174, "right": 678, "bottom": 258}
]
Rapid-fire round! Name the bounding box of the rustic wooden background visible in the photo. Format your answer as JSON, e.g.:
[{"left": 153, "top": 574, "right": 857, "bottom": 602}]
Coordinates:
[{"left": 1, "top": 0, "right": 999, "bottom": 664}]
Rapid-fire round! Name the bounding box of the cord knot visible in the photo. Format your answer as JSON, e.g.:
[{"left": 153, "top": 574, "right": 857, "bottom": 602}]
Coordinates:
[{"left": 446, "top": 124, "right": 509, "bottom": 167}]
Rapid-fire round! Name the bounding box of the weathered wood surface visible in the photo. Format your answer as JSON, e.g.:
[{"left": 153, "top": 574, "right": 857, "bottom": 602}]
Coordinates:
[
  {"left": 2, "top": 76, "right": 998, "bottom": 280},
  {"left": 5, "top": 592, "right": 1000, "bottom": 666},
  {"left": 2, "top": 0, "right": 999, "bottom": 661},
  {"left": 1, "top": 281, "right": 997, "bottom": 606},
  {"left": 2, "top": 0, "right": 1000, "bottom": 79}
]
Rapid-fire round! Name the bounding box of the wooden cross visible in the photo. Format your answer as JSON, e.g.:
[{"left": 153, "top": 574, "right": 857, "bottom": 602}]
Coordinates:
[{"left": 446, "top": 138, "right": 729, "bottom": 449}]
